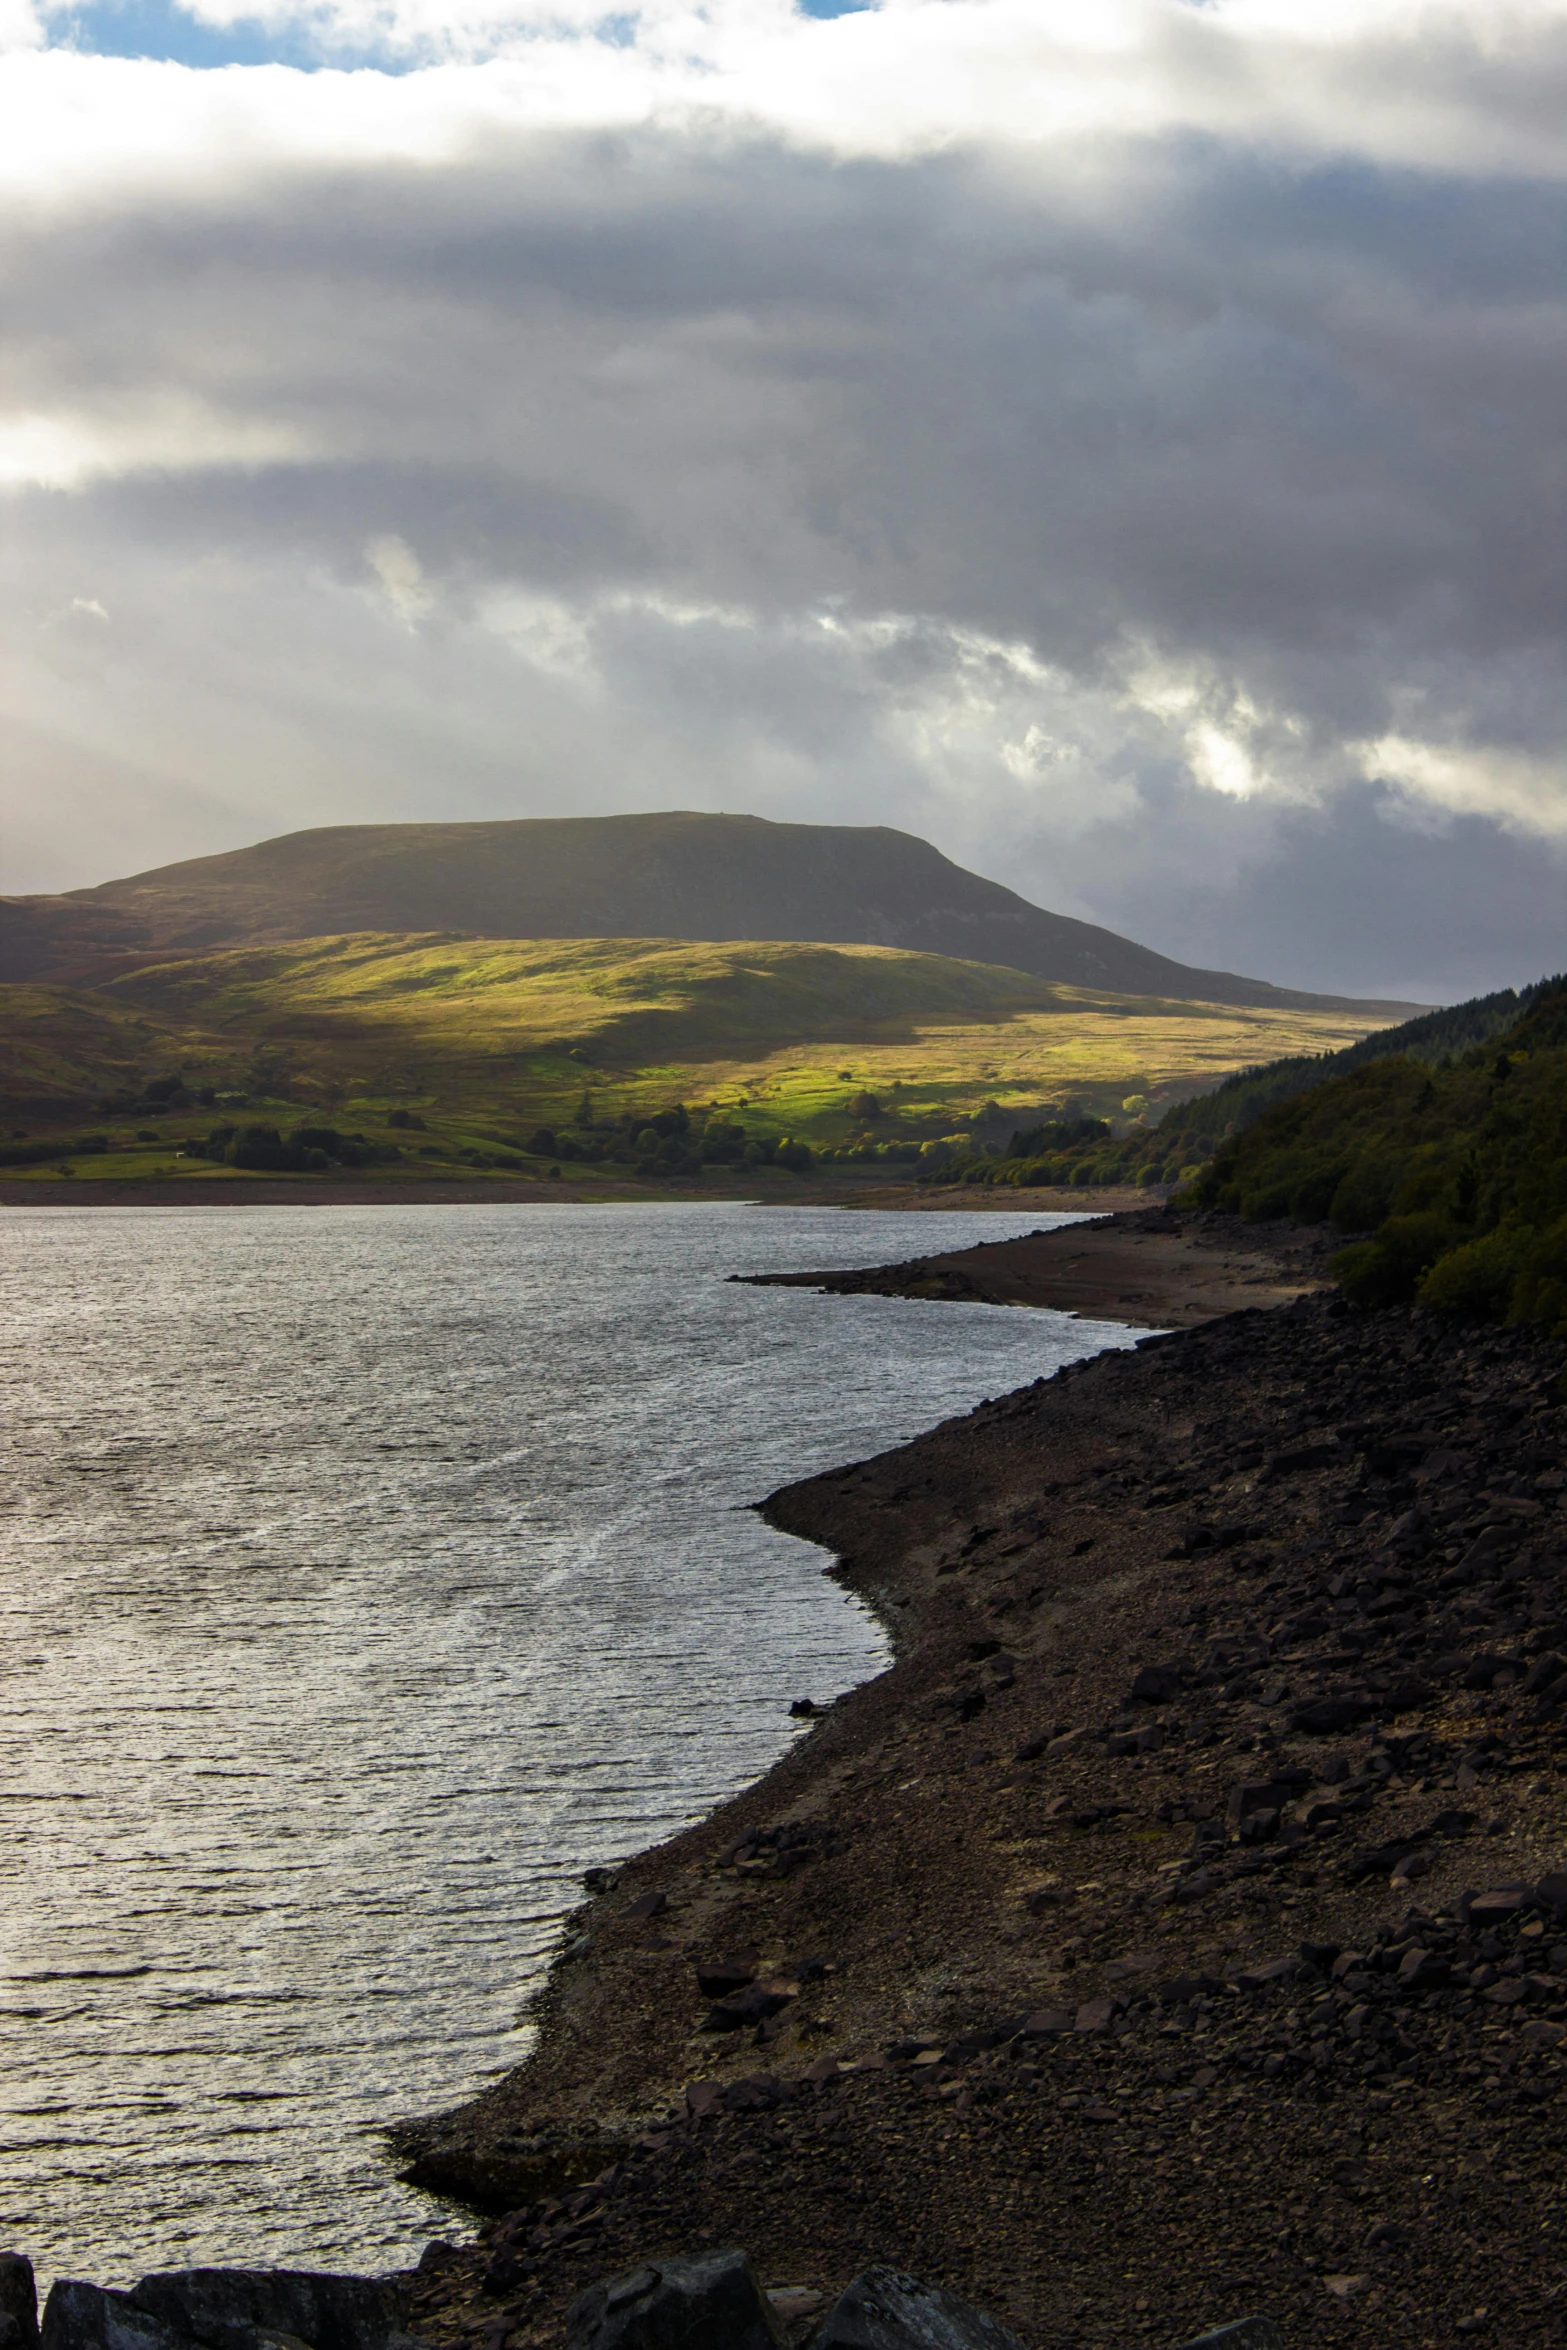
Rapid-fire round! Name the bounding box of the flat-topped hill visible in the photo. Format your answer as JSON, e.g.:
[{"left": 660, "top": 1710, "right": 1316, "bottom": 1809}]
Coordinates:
[{"left": 0, "top": 812, "right": 1418, "bottom": 1020}]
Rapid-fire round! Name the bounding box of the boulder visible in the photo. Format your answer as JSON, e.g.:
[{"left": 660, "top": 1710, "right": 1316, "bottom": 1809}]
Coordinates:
[
  {"left": 566, "top": 2252, "right": 785, "bottom": 2350},
  {"left": 129, "top": 2271, "right": 407, "bottom": 2350},
  {"left": 42, "top": 2272, "right": 409, "bottom": 2350},
  {"left": 0, "top": 2258, "right": 39, "bottom": 2350},
  {"left": 40, "top": 2286, "right": 182, "bottom": 2350},
  {"left": 805, "top": 2267, "right": 1027, "bottom": 2350}
]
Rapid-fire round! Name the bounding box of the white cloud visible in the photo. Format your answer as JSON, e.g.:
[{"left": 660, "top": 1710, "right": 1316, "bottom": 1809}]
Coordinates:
[
  {"left": 1360, "top": 734, "right": 1567, "bottom": 836},
  {"left": 365, "top": 532, "right": 434, "bottom": 623}
]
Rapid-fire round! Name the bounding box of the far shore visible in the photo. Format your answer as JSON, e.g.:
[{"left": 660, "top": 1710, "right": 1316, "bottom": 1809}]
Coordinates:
[{"left": 0, "top": 1174, "right": 1159, "bottom": 1214}]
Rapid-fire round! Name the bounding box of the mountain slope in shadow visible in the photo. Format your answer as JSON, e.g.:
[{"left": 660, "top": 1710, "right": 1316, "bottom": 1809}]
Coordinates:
[{"left": 0, "top": 811, "right": 1419, "bottom": 1017}]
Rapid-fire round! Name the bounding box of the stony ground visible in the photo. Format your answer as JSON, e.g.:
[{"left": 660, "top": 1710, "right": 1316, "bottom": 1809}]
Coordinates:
[
  {"left": 742, "top": 1204, "right": 1330, "bottom": 1325},
  {"left": 398, "top": 1224, "right": 1567, "bottom": 2350}
]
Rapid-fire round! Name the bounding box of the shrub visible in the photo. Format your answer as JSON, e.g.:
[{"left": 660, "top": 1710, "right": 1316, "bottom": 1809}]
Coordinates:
[
  {"left": 1328, "top": 1156, "right": 1399, "bottom": 1235},
  {"left": 1332, "top": 1212, "right": 1457, "bottom": 1307},
  {"left": 1418, "top": 1229, "right": 1525, "bottom": 1320},
  {"left": 527, "top": 1128, "right": 558, "bottom": 1157}
]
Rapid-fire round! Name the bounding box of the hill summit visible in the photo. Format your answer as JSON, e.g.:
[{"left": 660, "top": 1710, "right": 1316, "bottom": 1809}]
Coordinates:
[{"left": 0, "top": 811, "right": 1413, "bottom": 1017}]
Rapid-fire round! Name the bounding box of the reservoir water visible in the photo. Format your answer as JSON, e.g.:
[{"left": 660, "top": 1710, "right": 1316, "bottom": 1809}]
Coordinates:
[{"left": 0, "top": 1201, "right": 1136, "bottom": 2290}]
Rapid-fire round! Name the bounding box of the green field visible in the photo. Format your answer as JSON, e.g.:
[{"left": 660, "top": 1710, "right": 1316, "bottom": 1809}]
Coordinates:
[{"left": 0, "top": 933, "right": 1402, "bottom": 1186}]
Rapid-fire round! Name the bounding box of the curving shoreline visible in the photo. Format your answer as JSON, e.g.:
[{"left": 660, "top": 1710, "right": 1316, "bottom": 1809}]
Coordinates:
[
  {"left": 397, "top": 1209, "right": 1567, "bottom": 2349},
  {"left": 736, "top": 1203, "right": 1329, "bottom": 1328}
]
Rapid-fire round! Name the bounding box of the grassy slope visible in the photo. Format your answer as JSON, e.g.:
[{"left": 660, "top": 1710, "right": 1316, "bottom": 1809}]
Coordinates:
[
  {"left": 0, "top": 933, "right": 1396, "bottom": 1184},
  {"left": 1184, "top": 982, "right": 1567, "bottom": 1328}
]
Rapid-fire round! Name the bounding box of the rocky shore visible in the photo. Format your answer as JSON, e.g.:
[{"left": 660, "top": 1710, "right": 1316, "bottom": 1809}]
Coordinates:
[
  {"left": 739, "top": 1204, "right": 1329, "bottom": 1327},
  {"left": 389, "top": 1212, "right": 1567, "bottom": 2350}
]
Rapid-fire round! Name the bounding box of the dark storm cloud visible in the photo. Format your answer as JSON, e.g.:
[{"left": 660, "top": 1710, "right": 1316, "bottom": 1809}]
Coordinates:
[{"left": 2, "top": 8, "right": 1565, "bottom": 995}]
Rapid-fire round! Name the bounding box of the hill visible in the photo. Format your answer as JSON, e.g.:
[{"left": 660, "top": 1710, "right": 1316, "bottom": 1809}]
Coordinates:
[
  {"left": 1184, "top": 978, "right": 1567, "bottom": 1328},
  {"left": 946, "top": 981, "right": 1556, "bottom": 1194},
  {"left": 0, "top": 934, "right": 1395, "bottom": 1184},
  {"left": 0, "top": 812, "right": 1417, "bottom": 1019}
]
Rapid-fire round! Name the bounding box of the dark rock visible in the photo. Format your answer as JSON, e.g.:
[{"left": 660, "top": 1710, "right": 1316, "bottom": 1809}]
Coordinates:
[
  {"left": 1299, "top": 1942, "right": 1342, "bottom": 1971},
  {"left": 1128, "top": 1666, "right": 1182, "bottom": 1704},
  {"left": 1465, "top": 1887, "right": 1532, "bottom": 1924},
  {"left": 623, "top": 1893, "right": 668, "bottom": 1922},
  {"left": 567, "top": 2252, "right": 785, "bottom": 2350},
  {"left": 40, "top": 2285, "right": 179, "bottom": 2350},
  {"left": 134, "top": 2272, "right": 405, "bottom": 2350},
  {"left": 43, "top": 2273, "right": 407, "bottom": 2350},
  {"left": 582, "top": 1867, "right": 619, "bottom": 1895},
  {"left": 0, "top": 2259, "right": 38, "bottom": 2350},
  {"left": 694, "top": 1962, "right": 756, "bottom": 2000},
  {"left": 701, "top": 1983, "right": 793, "bottom": 2032},
  {"left": 1157, "top": 1977, "right": 1202, "bottom": 2005},
  {"left": 806, "top": 2266, "right": 1027, "bottom": 2350},
  {"left": 1223, "top": 1778, "right": 1284, "bottom": 1824},
  {"left": 1017, "top": 2009, "right": 1073, "bottom": 2037},
  {"left": 1396, "top": 1948, "right": 1451, "bottom": 1989},
  {"left": 1366, "top": 2222, "right": 1410, "bottom": 2249},
  {"left": 1074, "top": 1997, "right": 1120, "bottom": 2033},
  {"left": 1290, "top": 1696, "right": 1372, "bottom": 1735},
  {"left": 1235, "top": 1957, "right": 1298, "bottom": 1989}
]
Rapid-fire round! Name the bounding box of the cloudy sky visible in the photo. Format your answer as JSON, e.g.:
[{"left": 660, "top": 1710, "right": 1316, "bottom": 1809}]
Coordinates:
[{"left": 2, "top": 0, "right": 1564, "bottom": 1000}]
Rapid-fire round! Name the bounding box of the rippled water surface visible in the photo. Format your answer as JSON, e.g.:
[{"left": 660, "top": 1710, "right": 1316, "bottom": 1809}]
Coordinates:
[{"left": 0, "top": 1201, "right": 1135, "bottom": 2288}]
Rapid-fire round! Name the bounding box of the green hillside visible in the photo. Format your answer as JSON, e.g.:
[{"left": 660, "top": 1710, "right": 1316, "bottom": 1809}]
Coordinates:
[
  {"left": 0, "top": 933, "right": 1394, "bottom": 1187},
  {"left": 1184, "top": 979, "right": 1567, "bottom": 1329},
  {"left": 0, "top": 811, "right": 1420, "bottom": 1018},
  {"left": 943, "top": 982, "right": 1554, "bottom": 1196}
]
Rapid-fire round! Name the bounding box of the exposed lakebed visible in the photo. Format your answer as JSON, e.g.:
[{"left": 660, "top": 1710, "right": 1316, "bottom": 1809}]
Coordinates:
[{"left": 0, "top": 1202, "right": 1134, "bottom": 2287}]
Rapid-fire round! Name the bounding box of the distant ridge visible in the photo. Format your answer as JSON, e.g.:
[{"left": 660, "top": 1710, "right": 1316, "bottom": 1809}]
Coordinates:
[{"left": 0, "top": 812, "right": 1420, "bottom": 1018}]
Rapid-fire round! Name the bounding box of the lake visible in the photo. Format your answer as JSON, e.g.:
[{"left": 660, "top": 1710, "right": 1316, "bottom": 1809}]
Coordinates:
[{"left": 0, "top": 1201, "right": 1136, "bottom": 2288}]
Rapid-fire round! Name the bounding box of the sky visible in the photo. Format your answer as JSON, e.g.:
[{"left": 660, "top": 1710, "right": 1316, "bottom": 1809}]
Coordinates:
[{"left": 2, "top": 0, "right": 1565, "bottom": 1003}]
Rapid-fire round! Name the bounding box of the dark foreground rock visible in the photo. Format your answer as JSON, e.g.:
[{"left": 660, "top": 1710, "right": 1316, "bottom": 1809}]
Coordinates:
[
  {"left": 0, "top": 2258, "right": 39, "bottom": 2350},
  {"left": 39, "top": 2271, "right": 408, "bottom": 2350},
  {"left": 566, "top": 2252, "right": 783, "bottom": 2350},
  {"left": 805, "top": 2267, "right": 1028, "bottom": 2350}
]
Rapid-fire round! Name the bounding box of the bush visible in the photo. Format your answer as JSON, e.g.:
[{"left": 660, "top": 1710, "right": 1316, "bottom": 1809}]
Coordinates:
[
  {"left": 387, "top": 1109, "right": 426, "bottom": 1130},
  {"left": 527, "top": 1128, "right": 558, "bottom": 1157},
  {"left": 1332, "top": 1212, "right": 1457, "bottom": 1307},
  {"left": 848, "top": 1092, "right": 882, "bottom": 1121},
  {"left": 1511, "top": 1221, "right": 1567, "bottom": 1333},
  {"left": 774, "top": 1138, "right": 813, "bottom": 1172},
  {"left": 1418, "top": 1229, "right": 1525, "bottom": 1320},
  {"left": 0, "top": 1135, "right": 109, "bottom": 1168},
  {"left": 1289, "top": 1159, "right": 1348, "bottom": 1221},
  {"left": 226, "top": 1125, "right": 294, "bottom": 1171},
  {"left": 1328, "top": 1156, "right": 1399, "bottom": 1235}
]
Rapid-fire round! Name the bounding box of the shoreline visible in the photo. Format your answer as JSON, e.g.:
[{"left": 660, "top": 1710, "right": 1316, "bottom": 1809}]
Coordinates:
[
  {"left": 0, "top": 1177, "right": 1159, "bottom": 1214},
  {"left": 738, "top": 1202, "right": 1331, "bottom": 1328},
  {"left": 398, "top": 1211, "right": 1567, "bottom": 2350}
]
